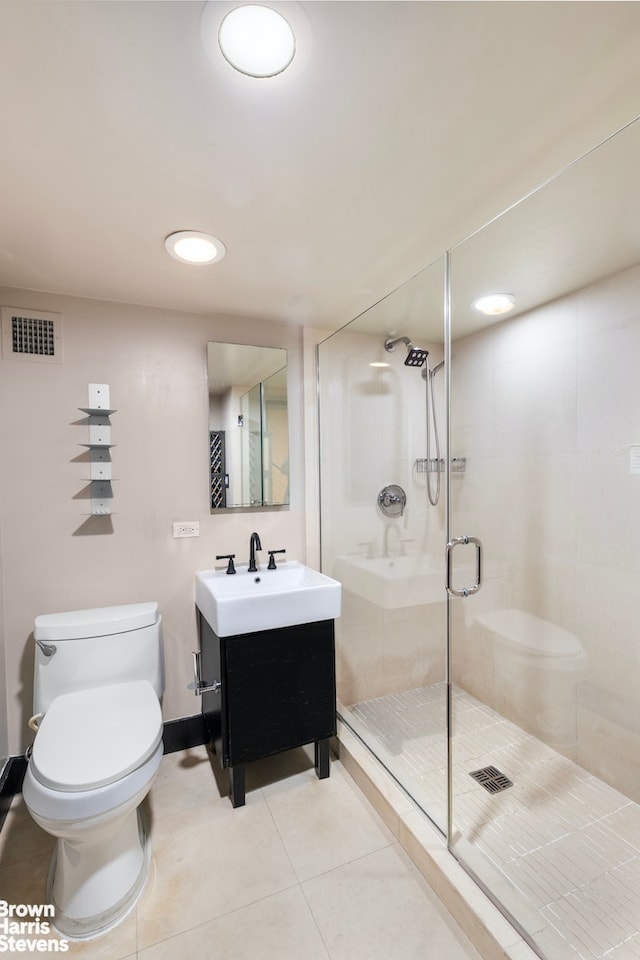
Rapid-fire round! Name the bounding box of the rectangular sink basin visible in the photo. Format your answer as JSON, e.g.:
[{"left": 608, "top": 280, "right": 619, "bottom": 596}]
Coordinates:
[{"left": 196, "top": 561, "right": 342, "bottom": 637}]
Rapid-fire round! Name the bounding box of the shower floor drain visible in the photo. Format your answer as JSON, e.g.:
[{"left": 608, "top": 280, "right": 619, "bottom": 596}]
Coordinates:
[{"left": 469, "top": 765, "right": 513, "bottom": 794}]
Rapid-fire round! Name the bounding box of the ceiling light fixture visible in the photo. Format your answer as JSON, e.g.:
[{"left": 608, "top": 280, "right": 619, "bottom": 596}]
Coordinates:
[
  {"left": 218, "top": 4, "right": 296, "bottom": 78},
  {"left": 472, "top": 293, "right": 516, "bottom": 316},
  {"left": 164, "top": 231, "right": 226, "bottom": 265}
]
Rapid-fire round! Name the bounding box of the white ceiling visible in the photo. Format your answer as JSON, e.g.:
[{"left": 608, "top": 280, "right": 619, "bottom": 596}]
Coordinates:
[{"left": 1, "top": 1, "right": 640, "bottom": 333}]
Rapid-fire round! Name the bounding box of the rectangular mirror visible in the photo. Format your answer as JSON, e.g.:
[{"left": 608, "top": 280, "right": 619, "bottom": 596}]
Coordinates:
[{"left": 207, "top": 342, "right": 289, "bottom": 509}]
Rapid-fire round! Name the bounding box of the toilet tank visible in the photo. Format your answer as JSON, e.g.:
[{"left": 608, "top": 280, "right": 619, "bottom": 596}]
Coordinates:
[{"left": 33, "top": 602, "right": 164, "bottom": 714}]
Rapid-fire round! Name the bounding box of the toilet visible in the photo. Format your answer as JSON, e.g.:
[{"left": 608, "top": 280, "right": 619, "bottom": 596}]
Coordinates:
[{"left": 22, "top": 602, "right": 165, "bottom": 940}]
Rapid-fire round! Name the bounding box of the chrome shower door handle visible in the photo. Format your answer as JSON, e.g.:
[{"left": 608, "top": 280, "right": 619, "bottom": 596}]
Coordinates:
[{"left": 446, "top": 535, "right": 483, "bottom": 598}]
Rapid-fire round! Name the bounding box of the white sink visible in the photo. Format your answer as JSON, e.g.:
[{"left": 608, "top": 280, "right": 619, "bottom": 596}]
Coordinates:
[{"left": 195, "top": 561, "right": 342, "bottom": 636}]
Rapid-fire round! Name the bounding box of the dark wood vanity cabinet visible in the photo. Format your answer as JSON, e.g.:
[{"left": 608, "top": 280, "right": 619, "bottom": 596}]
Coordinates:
[{"left": 199, "top": 614, "right": 337, "bottom": 807}]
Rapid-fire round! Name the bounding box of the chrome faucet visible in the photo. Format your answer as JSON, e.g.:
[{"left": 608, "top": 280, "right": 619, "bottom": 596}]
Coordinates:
[{"left": 248, "top": 531, "right": 262, "bottom": 572}]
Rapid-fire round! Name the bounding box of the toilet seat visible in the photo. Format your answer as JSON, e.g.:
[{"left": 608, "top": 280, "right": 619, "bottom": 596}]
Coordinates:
[
  {"left": 31, "top": 680, "right": 163, "bottom": 792},
  {"left": 23, "top": 740, "right": 164, "bottom": 823}
]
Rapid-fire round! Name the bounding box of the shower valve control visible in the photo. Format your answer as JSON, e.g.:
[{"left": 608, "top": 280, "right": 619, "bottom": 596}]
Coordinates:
[{"left": 377, "top": 484, "right": 407, "bottom": 517}]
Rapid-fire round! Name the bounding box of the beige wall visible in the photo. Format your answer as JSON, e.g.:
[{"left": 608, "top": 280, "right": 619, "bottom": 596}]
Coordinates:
[
  {"left": 0, "top": 287, "right": 308, "bottom": 755},
  {"left": 0, "top": 505, "right": 6, "bottom": 769}
]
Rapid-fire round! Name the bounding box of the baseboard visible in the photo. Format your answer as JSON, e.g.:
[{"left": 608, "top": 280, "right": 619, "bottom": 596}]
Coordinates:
[
  {"left": 162, "top": 714, "right": 208, "bottom": 753},
  {"left": 0, "top": 714, "right": 208, "bottom": 812},
  {"left": 0, "top": 755, "right": 28, "bottom": 829}
]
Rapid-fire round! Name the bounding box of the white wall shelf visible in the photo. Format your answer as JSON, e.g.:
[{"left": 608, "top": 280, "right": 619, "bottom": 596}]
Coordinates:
[
  {"left": 78, "top": 407, "right": 117, "bottom": 416},
  {"left": 78, "top": 383, "right": 116, "bottom": 516}
]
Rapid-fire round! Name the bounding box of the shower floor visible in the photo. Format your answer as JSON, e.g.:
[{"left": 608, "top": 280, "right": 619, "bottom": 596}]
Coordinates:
[{"left": 346, "top": 683, "right": 640, "bottom": 960}]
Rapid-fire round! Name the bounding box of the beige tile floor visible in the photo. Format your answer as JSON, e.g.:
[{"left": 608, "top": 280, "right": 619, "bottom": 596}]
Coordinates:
[{"left": 0, "top": 744, "right": 483, "bottom": 960}]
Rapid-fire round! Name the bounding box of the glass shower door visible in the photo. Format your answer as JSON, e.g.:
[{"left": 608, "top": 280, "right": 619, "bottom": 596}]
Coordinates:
[
  {"left": 318, "top": 254, "right": 450, "bottom": 836},
  {"left": 447, "top": 118, "right": 640, "bottom": 959}
]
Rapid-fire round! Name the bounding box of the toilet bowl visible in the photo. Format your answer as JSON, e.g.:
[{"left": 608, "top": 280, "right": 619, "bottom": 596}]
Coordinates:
[{"left": 22, "top": 604, "right": 164, "bottom": 939}]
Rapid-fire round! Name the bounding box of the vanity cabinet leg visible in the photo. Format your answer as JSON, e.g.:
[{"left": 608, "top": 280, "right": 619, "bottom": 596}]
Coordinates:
[
  {"left": 229, "top": 765, "right": 246, "bottom": 807},
  {"left": 315, "top": 739, "right": 330, "bottom": 780}
]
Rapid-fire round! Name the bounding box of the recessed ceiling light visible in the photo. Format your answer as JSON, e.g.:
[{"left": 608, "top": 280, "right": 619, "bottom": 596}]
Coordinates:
[
  {"left": 164, "top": 231, "right": 226, "bottom": 265},
  {"left": 218, "top": 4, "right": 296, "bottom": 78},
  {"left": 472, "top": 293, "right": 515, "bottom": 316},
  {"left": 370, "top": 362, "right": 390, "bottom": 368}
]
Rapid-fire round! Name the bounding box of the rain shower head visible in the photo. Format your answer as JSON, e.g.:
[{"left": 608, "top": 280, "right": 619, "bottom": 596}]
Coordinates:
[
  {"left": 404, "top": 346, "right": 429, "bottom": 367},
  {"left": 384, "top": 336, "right": 429, "bottom": 367}
]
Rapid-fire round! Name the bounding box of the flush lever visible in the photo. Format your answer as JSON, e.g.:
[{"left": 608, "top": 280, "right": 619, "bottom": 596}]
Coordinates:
[
  {"left": 188, "top": 651, "right": 222, "bottom": 696},
  {"left": 446, "top": 535, "right": 483, "bottom": 598},
  {"left": 35, "top": 639, "right": 57, "bottom": 658}
]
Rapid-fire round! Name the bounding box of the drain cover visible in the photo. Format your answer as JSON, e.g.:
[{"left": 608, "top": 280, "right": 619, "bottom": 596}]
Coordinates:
[{"left": 469, "top": 765, "right": 513, "bottom": 794}]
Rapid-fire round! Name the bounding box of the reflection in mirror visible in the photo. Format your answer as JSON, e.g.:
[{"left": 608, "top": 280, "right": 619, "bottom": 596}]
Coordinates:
[{"left": 207, "top": 342, "right": 289, "bottom": 509}]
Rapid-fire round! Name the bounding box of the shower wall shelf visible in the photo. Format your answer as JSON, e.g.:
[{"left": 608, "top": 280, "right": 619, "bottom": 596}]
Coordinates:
[
  {"left": 78, "top": 383, "right": 116, "bottom": 515},
  {"left": 415, "top": 457, "right": 466, "bottom": 474}
]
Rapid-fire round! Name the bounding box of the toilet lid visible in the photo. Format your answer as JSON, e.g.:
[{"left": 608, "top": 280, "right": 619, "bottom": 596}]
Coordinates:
[{"left": 31, "top": 680, "right": 163, "bottom": 792}]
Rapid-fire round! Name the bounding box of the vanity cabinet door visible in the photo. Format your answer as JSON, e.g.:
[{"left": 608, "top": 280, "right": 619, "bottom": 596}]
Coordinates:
[{"left": 222, "top": 619, "right": 336, "bottom": 767}]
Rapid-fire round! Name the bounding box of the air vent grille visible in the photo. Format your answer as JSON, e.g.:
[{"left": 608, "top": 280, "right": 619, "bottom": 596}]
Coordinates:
[
  {"left": 1, "top": 307, "right": 62, "bottom": 363},
  {"left": 12, "top": 315, "right": 55, "bottom": 355}
]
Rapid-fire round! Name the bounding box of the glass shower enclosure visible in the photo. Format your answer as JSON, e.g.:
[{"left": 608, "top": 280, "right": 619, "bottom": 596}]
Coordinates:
[
  {"left": 318, "top": 116, "right": 640, "bottom": 959},
  {"left": 318, "top": 255, "right": 449, "bottom": 836}
]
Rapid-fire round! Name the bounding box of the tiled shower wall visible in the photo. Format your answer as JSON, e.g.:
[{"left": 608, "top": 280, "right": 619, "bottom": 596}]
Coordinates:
[
  {"left": 319, "top": 327, "right": 446, "bottom": 707},
  {"left": 450, "top": 261, "right": 640, "bottom": 802}
]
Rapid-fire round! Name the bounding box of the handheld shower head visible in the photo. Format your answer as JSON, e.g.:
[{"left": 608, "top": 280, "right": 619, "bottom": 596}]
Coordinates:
[
  {"left": 384, "top": 336, "right": 429, "bottom": 368},
  {"left": 422, "top": 359, "right": 445, "bottom": 380}
]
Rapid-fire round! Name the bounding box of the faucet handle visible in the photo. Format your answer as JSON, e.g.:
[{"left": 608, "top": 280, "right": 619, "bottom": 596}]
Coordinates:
[
  {"left": 216, "top": 553, "right": 236, "bottom": 575},
  {"left": 267, "top": 549, "right": 286, "bottom": 570}
]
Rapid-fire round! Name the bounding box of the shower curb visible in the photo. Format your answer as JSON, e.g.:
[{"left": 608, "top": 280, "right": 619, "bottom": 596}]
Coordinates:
[{"left": 334, "top": 721, "right": 539, "bottom": 960}]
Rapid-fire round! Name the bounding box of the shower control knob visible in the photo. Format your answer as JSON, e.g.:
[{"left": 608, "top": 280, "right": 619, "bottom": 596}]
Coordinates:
[{"left": 377, "top": 484, "right": 407, "bottom": 517}]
